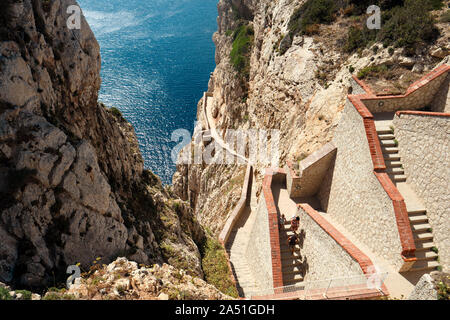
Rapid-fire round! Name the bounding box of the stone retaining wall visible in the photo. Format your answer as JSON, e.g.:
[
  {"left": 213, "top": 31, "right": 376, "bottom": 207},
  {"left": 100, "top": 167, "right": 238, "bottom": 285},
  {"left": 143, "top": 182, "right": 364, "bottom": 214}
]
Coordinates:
[
  {"left": 360, "top": 65, "right": 450, "bottom": 113},
  {"left": 298, "top": 205, "right": 367, "bottom": 282},
  {"left": 219, "top": 164, "right": 253, "bottom": 245},
  {"left": 431, "top": 73, "right": 450, "bottom": 113},
  {"left": 318, "top": 99, "right": 405, "bottom": 270},
  {"left": 244, "top": 171, "right": 277, "bottom": 292},
  {"left": 285, "top": 143, "right": 336, "bottom": 198},
  {"left": 394, "top": 112, "right": 450, "bottom": 272}
]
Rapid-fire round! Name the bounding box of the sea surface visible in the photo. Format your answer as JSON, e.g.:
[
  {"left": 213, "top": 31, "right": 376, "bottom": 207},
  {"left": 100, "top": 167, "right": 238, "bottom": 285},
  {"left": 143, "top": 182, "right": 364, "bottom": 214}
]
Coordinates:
[{"left": 78, "top": 0, "right": 217, "bottom": 184}]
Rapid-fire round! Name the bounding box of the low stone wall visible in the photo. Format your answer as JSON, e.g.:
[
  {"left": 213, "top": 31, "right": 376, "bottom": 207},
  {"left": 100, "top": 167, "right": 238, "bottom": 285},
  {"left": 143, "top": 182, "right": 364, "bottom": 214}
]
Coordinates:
[
  {"left": 244, "top": 183, "right": 274, "bottom": 292},
  {"left": 285, "top": 143, "right": 336, "bottom": 198},
  {"left": 431, "top": 73, "right": 449, "bottom": 112},
  {"left": 319, "top": 99, "right": 405, "bottom": 270},
  {"left": 394, "top": 112, "right": 450, "bottom": 272},
  {"left": 298, "top": 205, "right": 367, "bottom": 282},
  {"left": 219, "top": 164, "right": 253, "bottom": 245},
  {"left": 361, "top": 65, "right": 450, "bottom": 113}
]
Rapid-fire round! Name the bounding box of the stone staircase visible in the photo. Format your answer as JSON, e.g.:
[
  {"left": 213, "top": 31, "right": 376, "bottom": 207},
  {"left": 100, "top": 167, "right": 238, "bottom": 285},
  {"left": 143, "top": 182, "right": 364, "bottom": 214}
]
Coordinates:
[
  {"left": 225, "top": 225, "right": 260, "bottom": 297},
  {"left": 278, "top": 221, "right": 304, "bottom": 286},
  {"left": 375, "top": 119, "right": 440, "bottom": 273}
]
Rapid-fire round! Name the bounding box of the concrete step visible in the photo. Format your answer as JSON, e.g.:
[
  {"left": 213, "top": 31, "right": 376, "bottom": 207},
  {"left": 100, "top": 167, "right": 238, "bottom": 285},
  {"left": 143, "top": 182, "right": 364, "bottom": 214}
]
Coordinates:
[
  {"left": 382, "top": 147, "right": 399, "bottom": 154},
  {"left": 408, "top": 208, "right": 427, "bottom": 215},
  {"left": 381, "top": 140, "right": 397, "bottom": 147},
  {"left": 410, "top": 260, "right": 440, "bottom": 272},
  {"left": 376, "top": 128, "right": 393, "bottom": 135},
  {"left": 283, "top": 274, "right": 304, "bottom": 285},
  {"left": 385, "top": 160, "right": 402, "bottom": 168},
  {"left": 281, "top": 252, "right": 302, "bottom": 260},
  {"left": 378, "top": 134, "right": 395, "bottom": 140},
  {"left": 280, "top": 247, "right": 301, "bottom": 254},
  {"left": 414, "top": 232, "right": 434, "bottom": 242},
  {"left": 415, "top": 251, "right": 438, "bottom": 262},
  {"left": 414, "top": 242, "right": 436, "bottom": 252},
  {"left": 409, "top": 215, "right": 428, "bottom": 224},
  {"left": 387, "top": 167, "right": 404, "bottom": 175},
  {"left": 282, "top": 266, "right": 303, "bottom": 275},
  {"left": 411, "top": 223, "right": 432, "bottom": 233},
  {"left": 384, "top": 153, "right": 401, "bottom": 161},
  {"left": 282, "top": 260, "right": 304, "bottom": 267},
  {"left": 389, "top": 174, "right": 407, "bottom": 182}
]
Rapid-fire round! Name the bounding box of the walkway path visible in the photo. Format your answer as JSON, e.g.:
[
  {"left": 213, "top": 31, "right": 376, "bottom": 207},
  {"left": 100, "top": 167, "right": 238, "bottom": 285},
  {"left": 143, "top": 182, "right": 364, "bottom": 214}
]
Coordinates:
[{"left": 204, "top": 94, "right": 248, "bottom": 163}]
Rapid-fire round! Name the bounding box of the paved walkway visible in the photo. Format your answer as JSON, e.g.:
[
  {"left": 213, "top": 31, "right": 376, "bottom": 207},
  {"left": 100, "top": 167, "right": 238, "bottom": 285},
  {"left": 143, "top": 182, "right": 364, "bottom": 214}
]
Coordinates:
[{"left": 204, "top": 94, "right": 248, "bottom": 163}]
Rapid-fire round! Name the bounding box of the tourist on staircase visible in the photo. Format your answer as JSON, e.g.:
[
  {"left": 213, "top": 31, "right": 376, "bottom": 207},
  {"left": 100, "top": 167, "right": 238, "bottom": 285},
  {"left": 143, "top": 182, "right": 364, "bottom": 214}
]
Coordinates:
[
  {"left": 291, "top": 216, "right": 300, "bottom": 233},
  {"left": 287, "top": 234, "right": 299, "bottom": 256}
]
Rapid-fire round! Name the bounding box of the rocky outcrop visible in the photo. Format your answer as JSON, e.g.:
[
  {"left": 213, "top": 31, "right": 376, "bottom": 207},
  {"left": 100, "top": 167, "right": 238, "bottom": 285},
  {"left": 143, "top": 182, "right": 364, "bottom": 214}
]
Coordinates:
[
  {"left": 0, "top": 257, "right": 233, "bottom": 300},
  {"left": 0, "top": 0, "right": 205, "bottom": 289}
]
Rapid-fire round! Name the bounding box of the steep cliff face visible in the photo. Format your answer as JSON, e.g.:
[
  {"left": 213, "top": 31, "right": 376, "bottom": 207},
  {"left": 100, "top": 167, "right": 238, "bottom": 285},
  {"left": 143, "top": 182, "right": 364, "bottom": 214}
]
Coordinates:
[
  {"left": 0, "top": 0, "right": 205, "bottom": 289},
  {"left": 173, "top": 0, "right": 449, "bottom": 234}
]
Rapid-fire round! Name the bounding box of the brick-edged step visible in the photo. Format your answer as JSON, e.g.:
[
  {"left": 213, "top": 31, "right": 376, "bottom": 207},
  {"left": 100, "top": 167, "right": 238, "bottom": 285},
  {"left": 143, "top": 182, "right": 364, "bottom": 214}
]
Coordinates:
[
  {"left": 385, "top": 160, "right": 402, "bottom": 168},
  {"left": 408, "top": 208, "right": 427, "bottom": 215},
  {"left": 411, "top": 223, "right": 432, "bottom": 233},
  {"left": 384, "top": 153, "right": 401, "bottom": 161},
  {"left": 415, "top": 251, "right": 438, "bottom": 262},
  {"left": 378, "top": 133, "right": 395, "bottom": 140},
  {"left": 410, "top": 260, "right": 440, "bottom": 272},
  {"left": 409, "top": 215, "right": 429, "bottom": 224},
  {"left": 381, "top": 140, "right": 397, "bottom": 147},
  {"left": 281, "top": 252, "right": 301, "bottom": 260},
  {"left": 382, "top": 147, "right": 399, "bottom": 154},
  {"left": 281, "top": 247, "right": 301, "bottom": 254},
  {"left": 389, "top": 174, "right": 407, "bottom": 182},
  {"left": 414, "top": 232, "right": 434, "bottom": 242},
  {"left": 387, "top": 167, "right": 404, "bottom": 175},
  {"left": 376, "top": 128, "right": 393, "bottom": 135},
  {"left": 415, "top": 242, "right": 436, "bottom": 252}
]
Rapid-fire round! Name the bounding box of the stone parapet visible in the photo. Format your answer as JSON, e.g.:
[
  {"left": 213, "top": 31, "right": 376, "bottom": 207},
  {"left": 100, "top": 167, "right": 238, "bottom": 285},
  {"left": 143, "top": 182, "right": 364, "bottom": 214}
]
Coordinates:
[{"left": 285, "top": 143, "right": 337, "bottom": 198}]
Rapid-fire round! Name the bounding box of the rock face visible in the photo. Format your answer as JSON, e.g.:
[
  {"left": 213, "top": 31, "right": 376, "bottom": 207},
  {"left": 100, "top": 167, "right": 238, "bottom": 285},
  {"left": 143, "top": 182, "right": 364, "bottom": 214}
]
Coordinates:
[
  {"left": 63, "top": 257, "right": 233, "bottom": 300},
  {"left": 0, "top": 0, "right": 205, "bottom": 289},
  {"left": 1, "top": 257, "right": 233, "bottom": 300}
]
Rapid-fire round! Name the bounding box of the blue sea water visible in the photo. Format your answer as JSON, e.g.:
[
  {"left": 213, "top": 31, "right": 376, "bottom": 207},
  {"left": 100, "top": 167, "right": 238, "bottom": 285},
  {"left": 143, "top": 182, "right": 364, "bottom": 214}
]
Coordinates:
[{"left": 78, "top": 0, "right": 217, "bottom": 184}]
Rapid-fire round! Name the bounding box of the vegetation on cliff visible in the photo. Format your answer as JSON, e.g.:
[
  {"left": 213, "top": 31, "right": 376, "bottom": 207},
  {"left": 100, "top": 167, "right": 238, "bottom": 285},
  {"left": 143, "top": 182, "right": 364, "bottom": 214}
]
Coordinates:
[
  {"left": 230, "top": 24, "right": 254, "bottom": 80},
  {"left": 200, "top": 232, "right": 239, "bottom": 298},
  {"left": 285, "top": 0, "right": 443, "bottom": 55}
]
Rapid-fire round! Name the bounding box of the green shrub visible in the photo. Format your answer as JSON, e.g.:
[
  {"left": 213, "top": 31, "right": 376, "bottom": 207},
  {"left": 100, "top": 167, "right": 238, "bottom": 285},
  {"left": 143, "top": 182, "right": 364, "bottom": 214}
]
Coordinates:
[
  {"left": 43, "top": 293, "right": 61, "bottom": 300},
  {"left": 288, "top": 0, "right": 336, "bottom": 36},
  {"left": 0, "top": 287, "right": 12, "bottom": 300},
  {"left": 344, "top": 0, "right": 440, "bottom": 53},
  {"left": 349, "top": 65, "right": 355, "bottom": 73},
  {"left": 200, "top": 235, "right": 239, "bottom": 298},
  {"left": 230, "top": 24, "right": 254, "bottom": 79},
  {"left": 357, "top": 64, "right": 389, "bottom": 79},
  {"left": 16, "top": 290, "right": 32, "bottom": 300},
  {"left": 109, "top": 107, "right": 123, "bottom": 118},
  {"left": 440, "top": 10, "right": 450, "bottom": 23},
  {"left": 378, "top": 1, "right": 440, "bottom": 52},
  {"left": 344, "top": 26, "right": 377, "bottom": 53},
  {"left": 437, "top": 280, "right": 449, "bottom": 300}
]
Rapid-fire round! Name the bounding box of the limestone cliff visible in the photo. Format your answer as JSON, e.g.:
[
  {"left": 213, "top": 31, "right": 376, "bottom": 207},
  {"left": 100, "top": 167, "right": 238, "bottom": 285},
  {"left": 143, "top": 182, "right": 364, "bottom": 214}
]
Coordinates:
[
  {"left": 0, "top": 0, "right": 205, "bottom": 289},
  {"left": 173, "top": 0, "right": 449, "bottom": 234}
]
